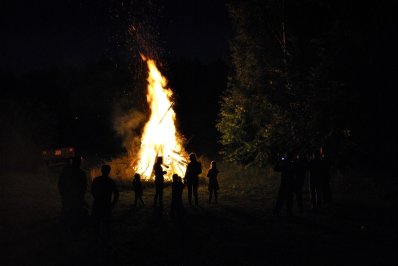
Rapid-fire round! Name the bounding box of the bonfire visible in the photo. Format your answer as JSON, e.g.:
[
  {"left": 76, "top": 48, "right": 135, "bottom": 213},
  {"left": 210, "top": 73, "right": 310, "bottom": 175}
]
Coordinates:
[{"left": 132, "top": 56, "right": 188, "bottom": 181}]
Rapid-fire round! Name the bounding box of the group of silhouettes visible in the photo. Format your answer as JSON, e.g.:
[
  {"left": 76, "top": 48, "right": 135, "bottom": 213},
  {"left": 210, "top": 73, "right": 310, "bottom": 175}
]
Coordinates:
[
  {"left": 57, "top": 148, "right": 331, "bottom": 242},
  {"left": 58, "top": 152, "right": 219, "bottom": 242},
  {"left": 273, "top": 148, "right": 332, "bottom": 217},
  {"left": 132, "top": 153, "right": 220, "bottom": 214}
]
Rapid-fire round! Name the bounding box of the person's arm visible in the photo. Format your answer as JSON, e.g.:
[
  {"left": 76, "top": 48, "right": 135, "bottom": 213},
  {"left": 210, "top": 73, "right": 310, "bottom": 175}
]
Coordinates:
[{"left": 183, "top": 165, "right": 189, "bottom": 183}]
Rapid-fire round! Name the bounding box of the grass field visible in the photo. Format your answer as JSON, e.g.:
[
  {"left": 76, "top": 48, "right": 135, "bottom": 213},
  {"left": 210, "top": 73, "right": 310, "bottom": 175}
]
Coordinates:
[{"left": 1, "top": 163, "right": 397, "bottom": 266}]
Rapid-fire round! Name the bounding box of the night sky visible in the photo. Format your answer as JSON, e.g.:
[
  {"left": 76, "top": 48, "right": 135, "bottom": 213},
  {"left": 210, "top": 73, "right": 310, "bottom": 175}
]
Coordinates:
[{"left": 0, "top": 0, "right": 230, "bottom": 72}]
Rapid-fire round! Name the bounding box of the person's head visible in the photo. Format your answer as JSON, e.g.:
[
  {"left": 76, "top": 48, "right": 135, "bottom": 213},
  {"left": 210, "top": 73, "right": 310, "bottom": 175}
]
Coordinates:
[
  {"left": 71, "top": 155, "right": 82, "bottom": 168},
  {"left": 157, "top": 156, "right": 163, "bottom": 164},
  {"left": 313, "top": 149, "right": 321, "bottom": 159},
  {"left": 189, "top": 153, "right": 197, "bottom": 162},
  {"left": 172, "top": 173, "right": 179, "bottom": 182},
  {"left": 134, "top": 173, "right": 141, "bottom": 181},
  {"left": 320, "top": 146, "right": 326, "bottom": 158},
  {"left": 210, "top": 161, "right": 217, "bottom": 169},
  {"left": 101, "top": 164, "right": 111, "bottom": 176},
  {"left": 293, "top": 150, "right": 300, "bottom": 160}
]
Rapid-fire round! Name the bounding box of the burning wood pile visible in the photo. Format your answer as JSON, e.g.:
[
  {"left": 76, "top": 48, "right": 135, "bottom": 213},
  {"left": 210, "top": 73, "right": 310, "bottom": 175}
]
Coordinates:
[
  {"left": 131, "top": 56, "right": 189, "bottom": 181},
  {"left": 97, "top": 56, "right": 189, "bottom": 182}
]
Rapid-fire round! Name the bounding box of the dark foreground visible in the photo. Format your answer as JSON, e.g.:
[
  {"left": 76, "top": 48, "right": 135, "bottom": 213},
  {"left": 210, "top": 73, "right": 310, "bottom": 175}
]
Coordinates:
[{"left": 1, "top": 170, "right": 397, "bottom": 266}]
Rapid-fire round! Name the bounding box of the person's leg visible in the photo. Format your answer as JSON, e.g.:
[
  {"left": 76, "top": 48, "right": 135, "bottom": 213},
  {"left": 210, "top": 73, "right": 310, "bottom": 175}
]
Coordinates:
[
  {"left": 170, "top": 199, "right": 175, "bottom": 216},
  {"left": 159, "top": 187, "right": 163, "bottom": 208},
  {"left": 93, "top": 215, "right": 101, "bottom": 241},
  {"left": 296, "top": 185, "right": 303, "bottom": 213},
  {"left": 274, "top": 184, "right": 285, "bottom": 215},
  {"left": 94, "top": 210, "right": 109, "bottom": 243},
  {"left": 187, "top": 182, "right": 193, "bottom": 205},
  {"left": 178, "top": 199, "right": 184, "bottom": 214},
  {"left": 134, "top": 192, "right": 138, "bottom": 207},
  {"left": 322, "top": 179, "right": 332, "bottom": 205},
  {"left": 154, "top": 188, "right": 158, "bottom": 207},
  {"left": 214, "top": 190, "right": 218, "bottom": 204},
  {"left": 193, "top": 183, "right": 199, "bottom": 206},
  {"left": 316, "top": 182, "right": 322, "bottom": 208},
  {"left": 102, "top": 212, "right": 112, "bottom": 245},
  {"left": 286, "top": 186, "right": 293, "bottom": 217},
  {"left": 310, "top": 180, "right": 317, "bottom": 210},
  {"left": 209, "top": 188, "right": 212, "bottom": 203},
  {"left": 70, "top": 207, "right": 83, "bottom": 240}
]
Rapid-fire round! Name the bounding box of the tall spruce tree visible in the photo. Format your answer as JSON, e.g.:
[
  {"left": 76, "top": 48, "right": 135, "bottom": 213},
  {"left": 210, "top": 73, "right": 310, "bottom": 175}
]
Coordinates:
[{"left": 217, "top": 0, "right": 355, "bottom": 167}]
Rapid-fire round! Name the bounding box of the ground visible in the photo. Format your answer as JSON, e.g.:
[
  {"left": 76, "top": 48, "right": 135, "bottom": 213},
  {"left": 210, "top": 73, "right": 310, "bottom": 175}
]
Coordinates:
[{"left": 1, "top": 165, "right": 397, "bottom": 266}]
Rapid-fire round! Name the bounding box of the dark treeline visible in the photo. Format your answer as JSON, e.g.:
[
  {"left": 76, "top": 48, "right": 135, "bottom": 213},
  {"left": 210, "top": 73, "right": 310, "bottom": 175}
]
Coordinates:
[{"left": 217, "top": 0, "right": 396, "bottom": 174}]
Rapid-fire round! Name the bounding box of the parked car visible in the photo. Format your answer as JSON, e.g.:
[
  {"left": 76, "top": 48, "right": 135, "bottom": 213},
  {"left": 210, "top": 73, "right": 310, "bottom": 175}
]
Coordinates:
[{"left": 40, "top": 147, "right": 75, "bottom": 173}]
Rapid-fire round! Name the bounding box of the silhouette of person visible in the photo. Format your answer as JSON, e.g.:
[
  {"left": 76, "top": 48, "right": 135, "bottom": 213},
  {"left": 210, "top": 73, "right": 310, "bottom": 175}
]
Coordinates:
[
  {"left": 58, "top": 155, "right": 88, "bottom": 238},
  {"left": 309, "top": 150, "right": 322, "bottom": 211},
  {"left": 153, "top": 156, "right": 166, "bottom": 208},
  {"left": 273, "top": 152, "right": 296, "bottom": 217},
  {"left": 293, "top": 152, "right": 307, "bottom": 213},
  {"left": 132, "top": 173, "right": 145, "bottom": 207},
  {"left": 207, "top": 161, "right": 219, "bottom": 204},
  {"left": 170, "top": 174, "right": 185, "bottom": 217},
  {"left": 320, "top": 148, "right": 332, "bottom": 206},
  {"left": 184, "top": 153, "right": 202, "bottom": 207},
  {"left": 91, "top": 164, "right": 119, "bottom": 243}
]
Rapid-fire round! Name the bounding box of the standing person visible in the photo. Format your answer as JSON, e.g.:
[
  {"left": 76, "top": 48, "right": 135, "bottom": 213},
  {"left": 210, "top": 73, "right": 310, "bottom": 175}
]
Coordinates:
[
  {"left": 91, "top": 165, "right": 119, "bottom": 243},
  {"left": 273, "top": 152, "right": 296, "bottom": 217},
  {"left": 184, "top": 153, "right": 202, "bottom": 207},
  {"left": 207, "top": 161, "right": 219, "bottom": 204},
  {"left": 309, "top": 150, "right": 322, "bottom": 211},
  {"left": 170, "top": 174, "right": 185, "bottom": 217},
  {"left": 132, "top": 173, "right": 145, "bottom": 207},
  {"left": 320, "top": 148, "right": 332, "bottom": 206},
  {"left": 153, "top": 156, "right": 166, "bottom": 208},
  {"left": 58, "top": 155, "right": 88, "bottom": 239},
  {"left": 294, "top": 153, "right": 307, "bottom": 213}
]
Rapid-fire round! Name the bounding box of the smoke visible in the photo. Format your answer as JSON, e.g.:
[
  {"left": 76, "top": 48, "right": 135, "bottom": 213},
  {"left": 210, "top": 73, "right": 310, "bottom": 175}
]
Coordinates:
[
  {"left": 89, "top": 107, "right": 147, "bottom": 182},
  {"left": 113, "top": 107, "right": 147, "bottom": 157}
]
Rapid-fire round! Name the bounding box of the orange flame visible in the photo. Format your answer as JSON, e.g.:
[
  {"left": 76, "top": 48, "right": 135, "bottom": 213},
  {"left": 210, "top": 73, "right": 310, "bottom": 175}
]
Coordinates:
[{"left": 133, "top": 57, "right": 188, "bottom": 180}]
